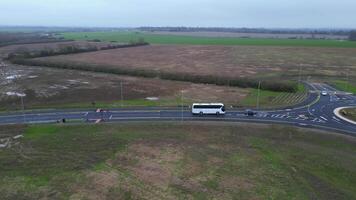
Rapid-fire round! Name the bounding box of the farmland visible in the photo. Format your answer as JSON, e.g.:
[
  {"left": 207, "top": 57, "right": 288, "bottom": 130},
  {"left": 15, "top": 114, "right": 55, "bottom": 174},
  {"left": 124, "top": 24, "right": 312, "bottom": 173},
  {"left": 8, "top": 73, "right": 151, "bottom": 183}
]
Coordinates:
[
  {"left": 29, "top": 44, "right": 356, "bottom": 85},
  {"left": 61, "top": 31, "right": 356, "bottom": 48},
  {"left": 1, "top": 122, "right": 355, "bottom": 199},
  {"left": 0, "top": 42, "right": 308, "bottom": 111},
  {"left": 0, "top": 62, "right": 252, "bottom": 111}
]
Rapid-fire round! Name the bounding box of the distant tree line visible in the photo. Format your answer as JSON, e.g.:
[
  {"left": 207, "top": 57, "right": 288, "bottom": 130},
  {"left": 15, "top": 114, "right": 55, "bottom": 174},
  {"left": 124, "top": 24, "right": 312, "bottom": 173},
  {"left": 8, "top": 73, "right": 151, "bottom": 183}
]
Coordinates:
[
  {"left": 349, "top": 31, "right": 356, "bottom": 41},
  {"left": 0, "top": 32, "right": 71, "bottom": 47},
  {"left": 138, "top": 27, "right": 351, "bottom": 36},
  {"left": 6, "top": 41, "right": 149, "bottom": 60}
]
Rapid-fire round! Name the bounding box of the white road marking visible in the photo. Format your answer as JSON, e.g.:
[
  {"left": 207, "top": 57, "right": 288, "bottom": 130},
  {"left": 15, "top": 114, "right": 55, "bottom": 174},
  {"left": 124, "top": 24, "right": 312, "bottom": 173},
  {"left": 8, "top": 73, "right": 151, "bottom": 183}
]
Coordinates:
[
  {"left": 320, "top": 116, "right": 328, "bottom": 121},
  {"left": 332, "top": 116, "right": 339, "bottom": 121}
]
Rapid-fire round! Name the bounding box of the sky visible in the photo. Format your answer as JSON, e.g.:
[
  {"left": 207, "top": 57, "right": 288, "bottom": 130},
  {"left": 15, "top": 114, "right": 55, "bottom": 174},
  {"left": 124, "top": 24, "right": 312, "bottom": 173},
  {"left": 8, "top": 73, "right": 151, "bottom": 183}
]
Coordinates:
[{"left": 1, "top": 0, "right": 356, "bottom": 28}]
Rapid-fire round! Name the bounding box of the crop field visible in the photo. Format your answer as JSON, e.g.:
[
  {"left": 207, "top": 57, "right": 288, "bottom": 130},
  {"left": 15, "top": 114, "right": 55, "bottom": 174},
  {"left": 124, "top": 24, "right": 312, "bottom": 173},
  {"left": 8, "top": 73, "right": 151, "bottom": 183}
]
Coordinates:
[
  {"left": 61, "top": 31, "right": 356, "bottom": 48},
  {"left": 1, "top": 122, "right": 355, "bottom": 199},
  {"left": 30, "top": 44, "right": 356, "bottom": 82}
]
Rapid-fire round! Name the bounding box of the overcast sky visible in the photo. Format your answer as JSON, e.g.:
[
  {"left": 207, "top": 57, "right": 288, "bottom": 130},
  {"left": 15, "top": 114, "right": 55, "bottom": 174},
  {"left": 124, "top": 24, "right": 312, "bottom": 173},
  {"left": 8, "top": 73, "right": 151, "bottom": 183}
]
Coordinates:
[{"left": 1, "top": 0, "right": 356, "bottom": 28}]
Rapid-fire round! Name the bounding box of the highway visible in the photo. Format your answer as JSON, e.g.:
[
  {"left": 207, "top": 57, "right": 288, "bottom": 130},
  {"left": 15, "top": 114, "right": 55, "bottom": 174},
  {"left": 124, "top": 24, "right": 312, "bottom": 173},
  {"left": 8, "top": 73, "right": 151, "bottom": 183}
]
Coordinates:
[{"left": 0, "top": 83, "right": 355, "bottom": 136}]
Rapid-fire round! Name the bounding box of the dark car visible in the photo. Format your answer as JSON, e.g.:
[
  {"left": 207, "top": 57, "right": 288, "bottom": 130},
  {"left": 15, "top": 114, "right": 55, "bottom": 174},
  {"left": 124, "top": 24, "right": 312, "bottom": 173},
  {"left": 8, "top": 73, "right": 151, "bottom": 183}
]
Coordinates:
[{"left": 245, "top": 109, "right": 257, "bottom": 116}]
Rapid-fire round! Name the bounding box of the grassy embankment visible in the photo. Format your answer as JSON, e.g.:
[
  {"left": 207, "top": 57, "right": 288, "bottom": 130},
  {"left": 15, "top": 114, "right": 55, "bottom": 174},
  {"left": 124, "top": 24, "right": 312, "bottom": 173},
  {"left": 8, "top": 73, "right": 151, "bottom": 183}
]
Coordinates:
[
  {"left": 1, "top": 122, "right": 356, "bottom": 200},
  {"left": 241, "top": 84, "right": 307, "bottom": 108},
  {"left": 61, "top": 31, "right": 356, "bottom": 48},
  {"left": 333, "top": 80, "right": 356, "bottom": 94}
]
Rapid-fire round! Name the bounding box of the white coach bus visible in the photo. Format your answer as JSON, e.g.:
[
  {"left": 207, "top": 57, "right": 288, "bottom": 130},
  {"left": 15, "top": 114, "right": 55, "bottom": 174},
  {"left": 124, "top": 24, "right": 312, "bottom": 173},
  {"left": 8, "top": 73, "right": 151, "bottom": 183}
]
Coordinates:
[{"left": 192, "top": 103, "right": 226, "bottom": 115}]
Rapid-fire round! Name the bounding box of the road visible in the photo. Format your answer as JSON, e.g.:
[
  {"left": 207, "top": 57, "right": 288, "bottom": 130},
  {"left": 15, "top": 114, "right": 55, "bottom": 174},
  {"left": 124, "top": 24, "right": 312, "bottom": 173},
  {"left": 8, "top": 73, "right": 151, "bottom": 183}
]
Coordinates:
[{"left": 0, "top": 83, "right": 355, "bottom": 136}]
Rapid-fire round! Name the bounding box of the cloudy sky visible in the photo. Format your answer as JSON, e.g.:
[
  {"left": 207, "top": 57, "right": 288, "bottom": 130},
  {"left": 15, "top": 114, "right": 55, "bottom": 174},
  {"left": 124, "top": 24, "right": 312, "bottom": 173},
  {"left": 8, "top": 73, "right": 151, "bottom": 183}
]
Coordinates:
[{"left": 1, "top": 0, "right": 355, "bottom": 28}]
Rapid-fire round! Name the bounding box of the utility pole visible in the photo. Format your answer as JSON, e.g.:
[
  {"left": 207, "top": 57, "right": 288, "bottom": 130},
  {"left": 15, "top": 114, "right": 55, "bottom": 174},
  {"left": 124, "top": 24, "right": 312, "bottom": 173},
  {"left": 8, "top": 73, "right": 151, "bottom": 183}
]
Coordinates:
[
  {"left": 298, "top": 65, "right": 302, "bottom": 86},
  {"left": 346, "top": 70, "right": 349, "bottom": 92},
  {"left": 256, "top": 81, "right": 261, "bottom": 110},
  {"left": 181, "top": 90, "right": 184, "bottom": 122},
  {"left": 120, "top": 81, "right": 123, "bottom": 107},
  {"left": 20, "top": 95, "right": 25, "bottom": 123}
]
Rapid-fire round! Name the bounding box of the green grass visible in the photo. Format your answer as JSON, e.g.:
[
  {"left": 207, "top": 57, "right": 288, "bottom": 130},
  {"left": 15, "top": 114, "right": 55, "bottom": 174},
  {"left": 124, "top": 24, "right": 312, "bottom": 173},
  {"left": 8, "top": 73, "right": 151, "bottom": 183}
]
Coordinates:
[
  {"left": 61, "top": 31, "right": 356, "bottom": 48},
  {"left": 1, "top": 122, "right": 355, "bottom": 199},
  {"left": 332, "top": 80, "right": 356, "bottom": 94},
  {"left": 241, "top": 84, "right": 306, "bottom": 108}
]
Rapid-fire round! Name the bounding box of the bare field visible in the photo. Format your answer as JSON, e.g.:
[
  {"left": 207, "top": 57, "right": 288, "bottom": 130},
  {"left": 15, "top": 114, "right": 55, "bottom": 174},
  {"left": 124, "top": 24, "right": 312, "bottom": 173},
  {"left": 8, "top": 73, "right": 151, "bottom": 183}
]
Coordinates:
[
  {"left": 0, "top": 63, "right": 249, "bottom": 110},
  {"left": 32, "top": 45, "right": 356, "bottom": 80}
]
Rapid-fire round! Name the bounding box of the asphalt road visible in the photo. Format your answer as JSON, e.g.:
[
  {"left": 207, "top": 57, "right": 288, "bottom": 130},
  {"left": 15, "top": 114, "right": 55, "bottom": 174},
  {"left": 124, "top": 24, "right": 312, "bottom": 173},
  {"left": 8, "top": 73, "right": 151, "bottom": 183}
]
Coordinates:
[{"left": 1, "top": 83, "right": 355, "bottom": 136}]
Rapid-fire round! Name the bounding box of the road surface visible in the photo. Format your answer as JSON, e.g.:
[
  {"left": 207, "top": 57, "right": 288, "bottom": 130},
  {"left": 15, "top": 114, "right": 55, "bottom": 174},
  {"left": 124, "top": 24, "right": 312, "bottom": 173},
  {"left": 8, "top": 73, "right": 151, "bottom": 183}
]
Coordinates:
[{"left": 1, "top": 83, "right": 355, "bottom": 136}]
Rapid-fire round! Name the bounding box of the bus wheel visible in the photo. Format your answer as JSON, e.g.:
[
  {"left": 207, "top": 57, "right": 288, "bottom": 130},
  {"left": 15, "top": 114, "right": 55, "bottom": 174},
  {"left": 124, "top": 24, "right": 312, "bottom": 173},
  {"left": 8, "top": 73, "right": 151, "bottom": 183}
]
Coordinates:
[
  {"left": 199, "top": 112, "right": 203, "bottom": 116},
  {"left": 216, "top": 112, "right": 220, "bottom": 116}
]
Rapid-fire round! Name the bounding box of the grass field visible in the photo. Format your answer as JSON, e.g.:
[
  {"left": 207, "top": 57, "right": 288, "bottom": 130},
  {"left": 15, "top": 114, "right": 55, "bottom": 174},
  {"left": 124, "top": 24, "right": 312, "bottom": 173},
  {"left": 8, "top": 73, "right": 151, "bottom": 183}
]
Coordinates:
[
  {"left": 61, "top": 31, "right": 356, "bottom": 48},
  {"left": 333, "top": 80, "right": 356, "bottom": 94},
  {"left": 0, "top": 122, "right": 355, "bottom": 200},
  {"left": 241, "top": 84, "right": 307, "bottom": 108}
]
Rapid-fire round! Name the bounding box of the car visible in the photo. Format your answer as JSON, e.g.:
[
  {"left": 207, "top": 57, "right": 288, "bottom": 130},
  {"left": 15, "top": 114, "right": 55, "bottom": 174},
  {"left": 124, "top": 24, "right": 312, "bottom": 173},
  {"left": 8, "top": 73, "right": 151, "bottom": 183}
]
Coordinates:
[
  {"left": 244, "top": 109, "right": 257, "bottom": 116},
  {"left": 321, "top": 91, "right": 328, "bottom": 96}
]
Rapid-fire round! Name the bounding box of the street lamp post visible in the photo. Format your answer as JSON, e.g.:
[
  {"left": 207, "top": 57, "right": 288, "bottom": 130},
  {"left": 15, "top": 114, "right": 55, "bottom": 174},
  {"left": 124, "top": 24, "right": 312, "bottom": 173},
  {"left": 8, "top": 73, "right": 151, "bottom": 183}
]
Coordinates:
[
  {"left": 256, "top": 81, "right": 261, "bottom": 110},
  {"left": 346, "top": 70, "right": 349, "bottom": 92},
  {"left": 120, "top": 81, "right": 123, "bottom": 107},
  {"left": 20, "top": 95, "right": 25, "bottom": 123},
  {"left": 181, "top": 90, "right": 184, "bottom": 122},
  {"left": 298, "top": 64, "right": 303, "bottom": 88}
]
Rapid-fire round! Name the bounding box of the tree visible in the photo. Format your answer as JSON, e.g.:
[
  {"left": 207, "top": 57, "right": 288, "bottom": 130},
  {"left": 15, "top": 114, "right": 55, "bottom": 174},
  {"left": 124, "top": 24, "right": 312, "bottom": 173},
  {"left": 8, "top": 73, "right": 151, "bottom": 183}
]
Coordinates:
[{"left": 349, "top": 31, "right": 356, "bottom": 41}]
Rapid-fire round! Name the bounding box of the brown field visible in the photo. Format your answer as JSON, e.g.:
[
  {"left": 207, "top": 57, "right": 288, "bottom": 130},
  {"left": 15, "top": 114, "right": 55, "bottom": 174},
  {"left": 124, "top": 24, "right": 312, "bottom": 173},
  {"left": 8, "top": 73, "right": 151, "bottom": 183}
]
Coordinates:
[
  {"left": 32, "top": 45, "right": 356, "bottom": 80},
  {"left": 0, "top": 62, "right": 249, "bottom": 110}
]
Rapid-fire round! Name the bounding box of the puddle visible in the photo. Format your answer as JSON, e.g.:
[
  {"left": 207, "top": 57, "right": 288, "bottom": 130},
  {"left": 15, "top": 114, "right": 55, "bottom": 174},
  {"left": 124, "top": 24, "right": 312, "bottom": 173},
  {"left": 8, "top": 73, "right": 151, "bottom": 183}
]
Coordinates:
[
  {"left": 6, "top": 92, "right": 26, "bottom": 97},
  {"left": 5, "top": 75, "right": 21, "bottom": 80},
  {"left": 145, "top": 97, "right": 159, "bottom": 101},
  {"left": 49, "top": 85, "right": 69, "bottom": 89}
]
